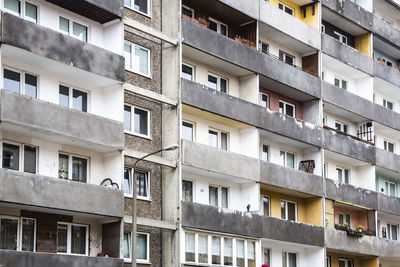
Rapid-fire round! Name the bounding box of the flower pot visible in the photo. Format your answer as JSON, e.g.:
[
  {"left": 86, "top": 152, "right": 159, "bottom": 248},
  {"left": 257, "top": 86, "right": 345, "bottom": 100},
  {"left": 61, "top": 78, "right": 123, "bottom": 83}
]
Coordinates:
[
  {"left": 97, "top": 252, "right": 106, "bottom": 257},
  {"left": 182, "top": 14, "right": 191, "bottom": 20}
]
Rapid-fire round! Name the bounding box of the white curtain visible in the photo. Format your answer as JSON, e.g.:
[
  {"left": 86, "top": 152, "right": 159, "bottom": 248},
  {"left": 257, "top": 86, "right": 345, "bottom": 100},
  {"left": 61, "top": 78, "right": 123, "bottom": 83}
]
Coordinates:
[
  {"left": 212, "top": 236, "right": 221, "bottom": 256},
  {"left": 224, "top": 238, "right": 232, "bottom": 257},
  {"left": 198, "top": 235, "right": 208, "bottom": 254},
  {"left": 247, "top": 242, "right": 255, "bottom": 260},
  {"left": 185, "top": 233, "right": 195, "bottom": 253},
  {"left": 236, "top": 240, "right": 244, "bottom": 258}
]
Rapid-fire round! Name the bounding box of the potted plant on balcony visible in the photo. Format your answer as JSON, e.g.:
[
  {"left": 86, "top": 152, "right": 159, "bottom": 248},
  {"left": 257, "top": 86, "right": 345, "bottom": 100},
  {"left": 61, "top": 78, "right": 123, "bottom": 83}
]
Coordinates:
[
  {"left": 347, "top": 225, "right": 363, "bottom": 237},
  {"left": 97, "top": 252, "right": 106, "bottom": 257},
  {"left": 334, "top": 222, "right": 349, "bottom": 231},
  {"left": 197, "top": 17, "right": 209, "bottom": 28}
]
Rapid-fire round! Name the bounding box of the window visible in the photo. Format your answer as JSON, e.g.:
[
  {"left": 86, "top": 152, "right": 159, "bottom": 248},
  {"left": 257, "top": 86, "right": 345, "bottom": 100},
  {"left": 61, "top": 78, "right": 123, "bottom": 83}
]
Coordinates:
[
  {"left": 123, "top": 232, "right": 131, "bottom": 260},
  {"left": 279, "top": 100, "right": 295, "bottom": 117},
  {"left": 182, "top": 5, "right": 194, "bottom": 18},
  {"left": 387, "top": 224, "right": 398, "bottom": 240},
  {"left": 322, "top": 71, "right": 325, "bottom": 81},
  {"left": 334, "top": 77, "right": 347, "bottom": 90},
  {"left": 336, "top": 167, "right": 350, "bottom": 184},
  {"left": 3, "top": 68, "right": 38, "bottom": 98},
  {"left": 335, "top": 121, "right": 348, "bottom": 134},
  {"left": 212, "top": 236, "right": 221, "bottom": 265},
  {"left": 324, "top": 162, "right": 328, "bottom": 178},
  {"left": 208, "top": 73, "right": 228, "bottom": 93},
  {"left": 209, "top": 18, "right": 228, "bottom": 36},
  {"left": 59, "top": 85, "right": 88, "bottom": 112},
  {"left": 185, "top": 232, "right": 195, "bottom": 262},
  {"left": 2, "top": 142, "right": 37, "bottom": 174},
  {"left": 182, "top": 180, "right": 193, "bottom": 202},
  {"left": 122, "top": 232, "right": 149, "bottom": 262},
  {"left": 383, "top": 99, "right": 394, "bottom": 110},
  {"left": 182, "top": 63, "right": 195, "bottom": 81},
  {"left": 278, "top": 2, "right": 294, "bottom": 15},
  {"left": 124, "top": 168, "right": 132, "bottom": 196},
  {"left": 339, "top": 258, "right": 354, "bottom": 267},
  {"left": 263, "top": 196, "right": 270, "bottom": 216},
  {"left": 321, "top": 24, "right": 325, "bottom": 33},
  {"left": 259, "top": 93, "right": 269, "bottom": 108},
  {"left": 182, "top": 121, "right": 194, "bottom": 141},
  {"left": 261, "top": 145, "right": 269, "bottom": 161},
  {"left": 280, "top": 150, "right": 295, "bottom": 169},
  {"left": 260, "top": 41, "right": 269, "bottom": 54},
  {"left": 385, "top": 180, "right": 397, "bottom": 197},
  {"left": 198, "top": 234, "right": 208, "bottom": 263},
  {"left": 124, "top": 42, "right": 151, "bottom": 76},
  {"left": 125, "top": 0, "right": 150, "bottom": 16},
  {"left": 263, "top": 248, "right": 271, "bottom": 267},
  {"left": 4, "top": 0, "right": 38, "bottom": 23},
  {"left": 282, "top": 252, "right": 297, "bottom": 267},
  {"left": 224, "top": 238, "right": 233, "bottom": 266},
  {"left": 209, "top": 185, "right": 229, "bottom": 208},
  {"left": 0, "top": 216, "right": 36, "bottom": 252},
  {"left": 124, "top": 105, "right": 150, "bottom": 138},
  {"left": 136, "top": 170, "right": 150, "bottom": 200},
  {"left": 338, "top": 213, "right": 351, "bottom": 225},
  {"left": 326, "top": 256, "right": 331, "bottom": 267},
  {"left": 323, "top": 116, "right": 327, "bottom": 126},
  {"left": 59, "top": 17, "right": 87, "bottom": 42},
  {"left": 58, "top": 153, "right": 88, "bottom": 183},
  {"left": 281, "top": 200, "right": 297, "bottom": 221},
  {"left": 236, "top": 240, "right": 245, "bottom": 267},
  {"left": 279, "top": 50, "right": 295, "bottom": 66},
  {"left": 208, "top": 129, "right": 228, "bottom": 150},
  {"left": 384, "top": 140, "right": 395, "bottom": 153},
  {"left": 333, "top": 31, "right": 348, "bottom": 45},
  {"left": 247, "top": 241, "right": 255, "bottom": 267},
  {"left": 57, "top": 223, "right": 88, "bottom": 255}
]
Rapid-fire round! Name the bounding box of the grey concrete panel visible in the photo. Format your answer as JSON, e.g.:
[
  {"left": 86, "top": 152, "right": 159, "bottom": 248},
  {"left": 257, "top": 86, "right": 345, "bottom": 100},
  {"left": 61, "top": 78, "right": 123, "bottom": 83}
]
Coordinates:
[
  {"left": 322, "top": 34, "right": 373, "bottom": 75},
  {"left": 378, "top": 238, "right": 400, "bottom": 259},
  {"left": 218, "top": 0, "right": 259, "bottom": 20},
  {"left": 323, "top": 128, "right": 376, "bottom": 164},
  {"left": 376, "top": 148, "right": 400, "bottom": 174},
  {"left": 377, "top": 193, "right": 400, "bottom": 216},
  {"left": 0, "top": 168, "right": 124, "bottom": 218},
  {"left": 182, "top": 140, "right": 260, "bottom": 181},
  {"left": 181, "top": 201, "right": 262, "bottom": 238},
  {"left": 261, "top": 216, "right": 325, "bottom": 247},
  {"left": 2, "top": 13, "right": 125, "bottom": 82},
  {"left": 326, "top": 228, "right": 379, "bottom": 255},
  {"left": 373, "top": 16, "right": 400, "bottom": 48},
  {"left": 373, "top": 103, "right": 400, "bottom": 132},
  {"left": 321, "top": 0, "right": 373, "bottom": 31},
  {"left": 325, "top": 178, "right": 378, "bottom": 210},
  {"left": 0, "top": 250, "right": 123, "bottom": 267},
  {"left": 260, "top": 161, "right": 324, "bottom": 197},
  {"left": 374, "top": 61, "right": 400, "bottom": 89},
  {"left": 0, "top": 90, "right": 124, "bottom": 150},
  {"left": 182, "top": 19, "right": 321, "bottom": 98}
]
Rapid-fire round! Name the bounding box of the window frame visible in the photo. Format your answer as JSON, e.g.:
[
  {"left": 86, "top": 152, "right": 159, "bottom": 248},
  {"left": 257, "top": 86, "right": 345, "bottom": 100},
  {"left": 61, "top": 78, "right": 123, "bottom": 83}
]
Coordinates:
[
  {"left": 207, "top": 72, "right": 229, "bottom": 93},
  {"left": 3, "top": 0, "right": 39, "bottom": 23},
  {"left": 280, "top": 150, "right": 296, "bottom": 169},
  {"left": 279, "top": 100, "right": 296, "bottom": 117},
  {"left": 182, "top": 120, "right": 195, "bottom": 142},
  {"left": 123, "top": 231, "right": 132, "bottom": 261},
  {"left": 321, "top": 24, "right": 326, "bottom": 33},
  {"left": 334, "top": 76, "right": 348, "bottom": 90},
  {"left": 58, "top": 15, "right": 89, "bottom": 42},
  {"left": 182, "top": 179, "right": 194, "bottom": 202},
  {"left": 182, "top": 4, "right": 194, "bottom": 18},
  {"left": 279, "top": 50, "right": 296, "bottom": 65},
  {"left": 1, "top": 140, "right": 38, "bottom": 174},
  {"left": 281, "top": 199, "right": 297, "bottom": 221},
  {"left": 123, "top": 168, "right": 151, "bottom": 200},
  {"left": 125, "top": 0, "right": 151, "bottom": 17},
  {"left": 333, "top": 31, "right": 348, "bottom": 45},
  {"left": 336, "top": 166, "right": 350, "bottom": 184},
  {"left": 338, "top": 212, "right": 351, "bottom": 226},
  {"left": 260, "top": 144, "right": 269, "bottom": 162},
  {"left": 385, "top": 180, "right": 397, "bottom": 197},
  {"left": 208, "top": 128, "right": 229, "bottom": 150},
  {"left": 335, "top": 121, "right": 348, "bottom": 133},
  {"left": 58, "top": 83, "right": 89, "bottom": 112},
  {"left": 384, "top": 140, "right": 395, "bottom": 153},
  {"left": 124, "top": 104, "right": 151, "bottom": 139},
  {"left": 182, "top": 62, "right": 195, "bottom": 81},
  {"left": 282, "top": 251, "right": 298, "bottom": 267},
  {"left": 56, "top": 222, "right": 89, "bottom": 256},
  {"left": 259, "top": 92, "right": 269, "bottom": 108},
  {"left": 124, "top": 41, "right": 151, "bottom": 78},
  {"left": 208, "top": 185, "right": 229, "bottom": 209},
  {"left": 383, "top": 99, "right": 394, "bottom": 110},
  {"left": 136, "top": 232, "right": 150, "bottom": 263},
  {"left": 58, "top": 152, "right": 89, "bottom": 183},
  {"left": 3, "top": 66, "right": 39, "bottom": 98},
  {"left": 0, "top": 215, "right": 37, "bottom": 252},
  {"left": 387, "top": 223, "right": 398, "bottom": 240},
  {"left": 124, "top": 167, "right": 133, "bottom": 197},
  {"left": 208, "top": 17, "right": 228, "bottom": 36},
  {"left": 262, "top": 195, "right": 270, "bottom": 216},
  {"left": 278, "top": 2, "right": 294, "bottom": 15},
  {"left": 338, "top": 258, "right": 354, "bottom": 267}
]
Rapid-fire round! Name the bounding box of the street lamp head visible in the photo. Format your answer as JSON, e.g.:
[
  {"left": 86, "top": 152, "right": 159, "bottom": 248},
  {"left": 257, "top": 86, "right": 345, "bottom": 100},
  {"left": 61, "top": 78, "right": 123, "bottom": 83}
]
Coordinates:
[{"left": 163, "top": 144, "right": 179, "bottom": 151}]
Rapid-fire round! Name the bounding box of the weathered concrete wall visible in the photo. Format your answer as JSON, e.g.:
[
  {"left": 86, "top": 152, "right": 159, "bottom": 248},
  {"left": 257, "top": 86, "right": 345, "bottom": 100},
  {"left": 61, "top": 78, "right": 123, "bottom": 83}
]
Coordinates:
[
  {"left": 373, "top": 16, "right": 400, "bottom": 49},
  {"left": 325, "top": 178, "right": 378, "bottom": 209},
  {"left": 182, "top": 19, "right": 321, "bottom": 98},
  {"left": 377, "top": 193, "right": 400, "bottom": 216},
  {"left": 374, "top": 61, "right": 400, "bottom": 89},
  {"left": 378, "top": 238, "right": 400, "bottom": 259},
  {"left": 0, "top": 250, "right": 123, "bottom": 267},
  {"left": 375, "top": 148, "right": 400, "bottom": 174},
  {"left": 322, "top": 34, "right": 373, "bottom": 75},
  {"left": 2, "top": 12, "right": 125, "bottom": 82},
  {"left": 0, "top": 90, "right": 124, "bottom": 151},
  {"left": 0, "top": 168, "right": 124, "bottom": 218},
  {"left": 125, "top": 0, "right": 161, "bottom": 30},
  {"left": 260, "top": 161, "right": 324, "bottom": 197},
  {"left": 218, "top": 0, "right": 260, "bottom": 20}
]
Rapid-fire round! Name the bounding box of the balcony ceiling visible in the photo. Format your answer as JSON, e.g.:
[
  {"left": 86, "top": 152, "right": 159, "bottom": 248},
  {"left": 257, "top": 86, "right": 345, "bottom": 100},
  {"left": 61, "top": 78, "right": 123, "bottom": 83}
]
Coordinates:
[
  {"left": 376, "top": 0, "right": 400, "bottom": 20},
  {"left": 322, "top": 7, "right": 368, "bottom": 35},
  {"left": 374, "top": 35, "right": 400, "bottom": 59},
  {"left": 374, "top": 78, "right": 400, "bottom": 101},
  {"left": 322, "top": 54, "right": 369, "bottom": 79},
  {"left": 376, "top": 165, "right": 400, "bottom": 181},
  {"left": 324, "top": 149, "right": 371, "bottom": 167},
  {"left": 260, "top": 183, "right": 314, "bottom": 198},
  {"left": 259, "top": 128, "right": 316, "bottom": 149},
  {"left": 182, "top": 165, "right": 253, "bottom": 184},
  {"left": 375, "top": 122, "right": 400, "bottom": 140},
  {"left": 323, "top": 102, "right": 368, "bottom": 124}
]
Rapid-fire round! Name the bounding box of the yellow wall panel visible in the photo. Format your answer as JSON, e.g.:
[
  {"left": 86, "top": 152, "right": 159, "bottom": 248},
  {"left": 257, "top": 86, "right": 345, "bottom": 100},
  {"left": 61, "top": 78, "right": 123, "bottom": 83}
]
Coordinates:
[
  {"left": 266, "top": 0, "right": 318, "bottom": 28},
  {"left": 355, "top": 33, "right": 372, "bottom": 57},
  {"left": 305, "top": 197, "right": 323, "bottom": 226},
  {"left": 325, "top": 199, "right": 335, "bottom": 228}
]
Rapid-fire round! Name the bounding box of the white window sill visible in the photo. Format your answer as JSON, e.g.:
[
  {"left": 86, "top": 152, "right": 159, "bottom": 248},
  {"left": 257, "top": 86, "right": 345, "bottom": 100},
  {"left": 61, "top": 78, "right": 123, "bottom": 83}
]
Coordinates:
[
  {"left": 125, "top": 68, "right": 152, "bottom": 79},
  {"left": 124, "top": 259, "right": 151, "bottom": 264},
  {"left": 124, "top": 130, "right": 152, "bottom": 140},
  {"left": 124, "top": 5, "right": 152, "bottom": 18},
  {"left": 124, "top": 195, "right": 152, "bottom": 202}
]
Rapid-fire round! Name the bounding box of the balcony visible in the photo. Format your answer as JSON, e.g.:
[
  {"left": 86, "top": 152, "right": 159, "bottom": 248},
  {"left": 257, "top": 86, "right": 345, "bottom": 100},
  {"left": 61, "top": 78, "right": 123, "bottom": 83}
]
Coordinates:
[
  {"left": 45, "top": 0, "right": 123, "bottom": 23},
  {"left": 2, "top": 12, "right": 125, "bottom": 82},
  {"left": 0, "top": 90, "right": 124, "bottom": 152},
  {"left": 373, "top": 16, "right": 400, "bottom": 49},
  {"left": 182, "top": 79, "right": 322, "bottom": 147},
  {"left": 379, "top": 238, "right": 400, "bottom": 259},
  {"left": 0, "top": 168, "right": 123, "bottom": 218},
  {"left": 375, "top": 148, "right": 400, "bottom": 174},
  {"left": 374, "top": 59, "right": 400, "bottom": 88},
  {"left": 377, "top": 192, "right": 400, "bottom": 216},
  {"left": 182, "top": 18, "right": 321, "bottom": 98},
  {"left": 0, "top": 250, "right": 123, "bottom": 267}
]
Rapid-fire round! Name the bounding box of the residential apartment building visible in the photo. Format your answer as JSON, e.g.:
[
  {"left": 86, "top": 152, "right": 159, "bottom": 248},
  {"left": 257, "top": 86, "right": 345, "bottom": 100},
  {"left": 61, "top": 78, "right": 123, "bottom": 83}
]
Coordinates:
[{"left": 2, "top": 0, "right": 400, "bottom": 266}]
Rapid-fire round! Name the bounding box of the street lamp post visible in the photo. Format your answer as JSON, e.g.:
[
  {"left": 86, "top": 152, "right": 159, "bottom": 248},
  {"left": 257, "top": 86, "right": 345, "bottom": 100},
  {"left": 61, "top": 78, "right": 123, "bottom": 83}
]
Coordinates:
[{"left": 131, "top": 144, "right": 179, "bottom": 267}]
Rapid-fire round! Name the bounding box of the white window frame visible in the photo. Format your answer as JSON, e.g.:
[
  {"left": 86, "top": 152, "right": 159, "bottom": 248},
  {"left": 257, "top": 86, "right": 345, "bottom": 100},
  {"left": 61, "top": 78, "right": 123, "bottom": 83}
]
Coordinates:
[
  {"left": 182, "top": 4, "right": 194, "bottom": 18},
  {"left": 279, "top": 50, "right": 296, "bottom": 65},
  {"left": 182, "top": 62, "right": 195, "bottom": 81},
  {"left": 280, "top": 150, "right": 296, "bottom": 169},
  {"left": 182, "top": 120, "right": 195, "bottom": 142},
  {"left": 208, "top": 17, "right": 228, "bottom": 36},
  {"left": 334, "top": 76, "right": 348, "bottom": 90},
  {"left": 0, "top": 216, "right": 37, "bottom": 252},
  {"left": 124, "top": 104, "right": 151, "bottom": 138},
  {"left": 56, "top": 222, "right": 89, "bottom": 256},
  {"left": 135, "top": 169, "right": 151, "bottom": 201},
  {"left": 385, "top": 180, "right": 397, "bottom": 197},
  {"left": 384, "top": 140, "right": 395, "bottom": 153},
  {"left": 333, "top": 31, "right": 348, "bottom": 44},
  {"left": 58, "top": 83, "right": 89, "bottom": 112},
  {"left": 279, "top": 100, "right": 295, "bottom": 117},
  {"left": 1, "top": 140, "right": 38, "bottom": 174},
  {"left": 208, "top": 128, "right": 229, "bottom": 150},
  {"left": 338, "top": 212, "right": 351, "bottom": 225},
  {"left": 136, "top": 232, "right": 150, "bottom": 263},
  {"left": 124, "top": 167, "right": 133, "bottom": 197},
  {"left": 387, "top": 223, "right": 398, "bottom": 240},
  {"left": 336, "top": 166, "right": 350, "bottom": 184},
  {"left": 125, "top": 0, "right": 151, "bottom": 17},
  {"left": 321, "top": 24, "right": 325, "bottom": 33},
  {"left": 124, "top": 41, "right": 151, "bottom": 78},
  {"left": 323, "top": 115, "right": 327, "bottom": 126},
  {"left": 262, "top": 195, "right": 270, "bottom": 216},
  {"left": 58, "top": 152, "right": 89, "bottom": 182},
  {"left": 208, "top": 185, "right": 229, "bottom": 209},
  {"left": 3, "top": 66, "right": 39, "bottom": 97},
  {"left": 282, "top": 251, "right": 298, "bottom": 267},
  {"left": 278, "top": 2, "right": 294, "bottom": 15},
  {"left": 259, "top": 92, "right": 269, "bottom": 108},
  {"left": 58, "top": 16, "right": 89, "bottom": 42},
  {"left": 324, "top": 162, "right": 328, "bottom": 178},
  {"left": 335, "top": 121, "right": 348, "bottom": 133},
  {"left": 3, "top": 0, "right": 39, "bottom": 23},
  {"left": 182, "top": 178, "right": 195, "bottom": 202},
  {"left": 338, "top": 258, "right": 354, "bottom": 267},
  {"left": 260, "top": 144, "right": 269, "bottom": 162},
  {"left": 123, "top": 231, "right": 132, "bottom": 262},
  {"left": 281, "top": 200, "right": 297, "bottom": 221},
  {"left": 208, "top": 72, "right": 229, "bottom": 93},
  {"left": 383, "top": 99, "right": 394, "bottom": 110}
]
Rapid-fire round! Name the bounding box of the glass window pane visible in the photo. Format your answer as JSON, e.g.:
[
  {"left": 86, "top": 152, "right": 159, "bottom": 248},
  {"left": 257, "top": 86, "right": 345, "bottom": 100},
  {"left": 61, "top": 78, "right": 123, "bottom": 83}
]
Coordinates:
[
  {"left": 23, "top": 145, "right": 36, "bottom": 174},
  {"left": 280, "top": 150, "right": 285, "bottom": 166},
  {"left": 72, "top": 22, "right": 87, "bottom": 42},
  {"left": 208, "top": 75, "right": 218, "bottom": 90},
  {"left": 136, "top": 233, "right": 148, "bottom": 260},
  {"left": 286, "top": 153, "right": 295, "bottom": 169},
  {"left": 221, "top": 132, "right": 228, "bottom": 151},
  {"left": 134, "top": 0, "right": 148, "bottom": 14},
  {"left": 25, "top": 2, "right": 37, "bottom": 23},
  {"left": 261, "top": 94, "right": 268, "bottom": 108},
  {"left": 182, "top": 6, "right": 193, "bottom": 18},
  {"left": 198, "top": 234, "right": 208, "bottom": 264},
  {"left": 136, "top": 171, "right": 148, "bottom": 198},
  {"left": 182, "top": 180, "right": 193, "bottom": 202},
  {"left": 212, "top": 236, "right": 221, "bottom": 264},
  {"left": 185, "top": 233, "right": 195, "bottom": 262},
  {"left": 56, "top": 224, "right": 68, "bottom": 253},
  {"left": 220, "top": 78, "right": 228, "bottom": 93},
  {"left": 182, "top": 122, "right": 193, "bottom": 141},
  {"left": 236, "top": 240, "right": 245, "bottom": 267},
  {"left": 0, "top": 218, "right": 18, "bottom": 250},
  {"left": 208, "top": 130, "right": 218, "bottom": 148},
  {"left": 209, "top": 186, "right": 218, "bottom": 207},
  {"left": 263, "top": 196, "right": 270, "bottom": 216},
  {"left": 247, "top": 241, "right": 255, "bottom": 267},
  {"left": 288, "top": 253, "right": 297, "bottom": 267},
  {"left": 279, "top": 101, "right": 284, "bottom": 113},
  {"left": 4, "top": 69, "right": 20, "bottom": 93},
  {"left": 58, "top": 154, "right": 69, "bottom": 179},
  {"left": 344, "top": 169, "right": 349, "bottom": 184},
  {"left": 221, "top": 187, "right": 228, "bottom": 209},
  {"left": 262, "top": 145, "right": 269, "bottom": 161},
  {"left": 392, "top": 225, "right": 397, "bottom": 240},
  {"left": 390, "top": 183, "right": 396, "bottom": 197},
  {"left": 338, "top": 214, "right": 344, "bottom": 225},
  {"left": 209, "top": 20, "right": 217, "bottom": 32},
  {"left": 220, "top": 24, "right": 227, "bottom": 36},
  {"left": 339, "top": 260, "right": 345, "bottom": 267},
  {"left": 71, "top": 225, "right": 86, "bottom": 254},
  {"left": 124, "top": 105, "right": 132, "bottom": 131},
  {"left": 224, "top": 238, "right": 232, "bottom": 266},
  {"left": 264, "top": 248, "right": 271, "bottom": 266},
  {"left": 59, "top": 17, "right": 69, "bottom": 33},
  {"left": 342, "top": 80, "right": 347, "bottom": 90},
  {"left": 334, "top": 78, "right": 340, "bottom": 87},
  {"left": 288, "top": 202, "right": 296, "bottom": 221},
  {"left": 182, "top": 64, "right": 193, "bottom": 80},
  {"left": 22, "top": 219, "right": 35, "bottom": 251},
  {"left": 134, "top": 108, "right": 149, "bottom": 136},
  {"left": 124, "top": 43, "right": 132, "bottom": 69},
  {"left": 286, "top": 104, "right": 294, "bottom": 117},
  {"left": 123, "top": 232, "right": 131, "bottom": 259},
  {"left": 337, "top": 168, "right": 343, "bottom": 182},
  {"left": 72, "top": 89, "right": 87, "bottom": 112},
  {"left": 59, "top": 85, "right": 69, "bottom": 107},
  {"left": 345, "top": 214, "right": 351, "bottom": 224},
  {"left": 24, "top": 73, "right": 37, "bottom": 98},
  {"left": 124, "top": 169, "right": 132, "bottom": 195},
  {"left": 125, "top": 0, "right": 131, "bottom": 6},
  {"left": 3, "top": 143, "right": 20, "bottom": 171},
  {"left": 134, "top": 46, "right": 149, "bottom": 75},
  {"left": 72, "top": 157, "right": 87, "bottom": 183},
  {"left": 281, "top": 200, "right": 286, "bottom": 219},
  {"left": 4, "top": 0, "right": 20, "bottom": 14}
]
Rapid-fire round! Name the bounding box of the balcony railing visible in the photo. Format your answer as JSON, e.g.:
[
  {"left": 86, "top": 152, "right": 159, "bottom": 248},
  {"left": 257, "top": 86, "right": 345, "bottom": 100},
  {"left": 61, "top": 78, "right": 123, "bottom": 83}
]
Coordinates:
[
  {"left": 323, "top": 125, "right": 374, "bottom": 146},
  {"left": 376, "top": 58, "right": 400, "bottom": 72}
]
